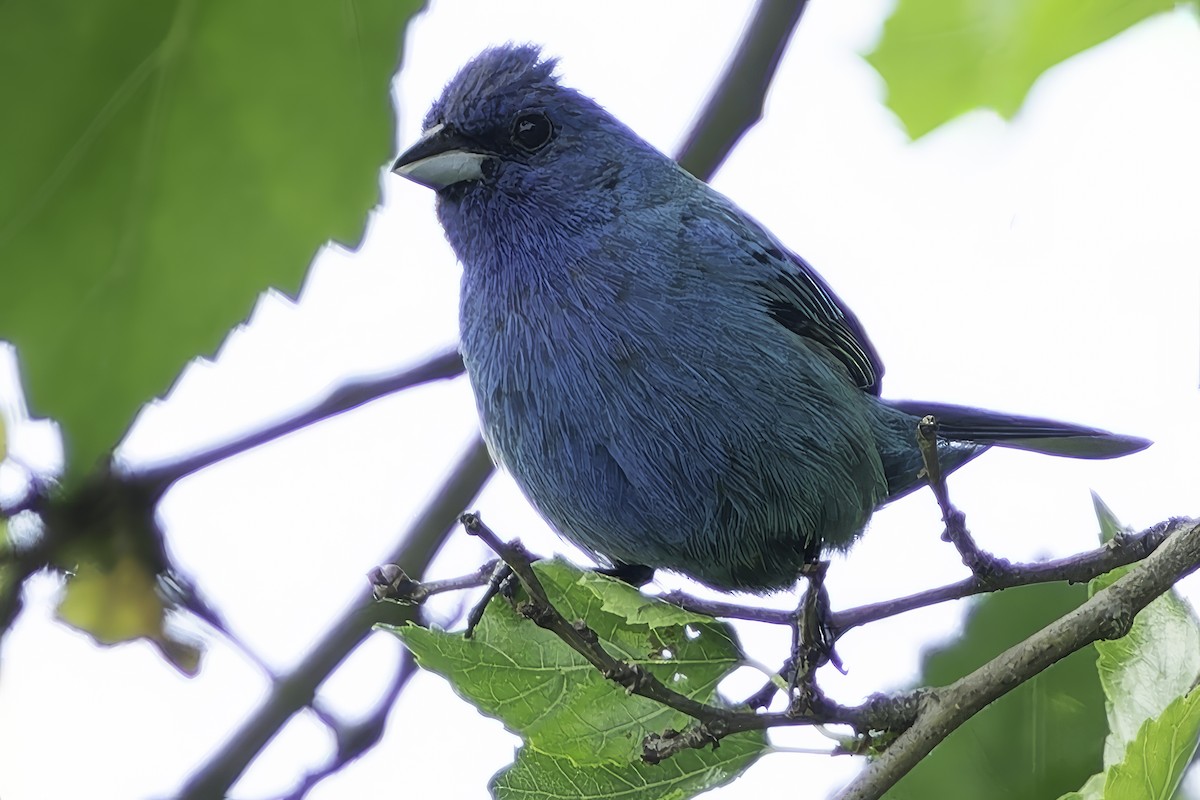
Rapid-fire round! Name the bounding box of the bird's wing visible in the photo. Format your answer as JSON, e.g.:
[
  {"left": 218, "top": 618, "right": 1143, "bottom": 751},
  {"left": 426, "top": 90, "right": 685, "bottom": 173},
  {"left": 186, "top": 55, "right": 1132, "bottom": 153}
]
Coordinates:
[
  {"left": 745, "top": 229, "right": 885, "bottom": 396},
  {"left": 664, "top": 179, "right": 885, "bottom": 394}
]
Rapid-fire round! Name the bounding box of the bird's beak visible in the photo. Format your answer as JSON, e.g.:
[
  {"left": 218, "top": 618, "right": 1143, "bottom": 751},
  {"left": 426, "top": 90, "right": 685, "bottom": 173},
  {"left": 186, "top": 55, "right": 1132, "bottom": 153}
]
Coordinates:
[{"left": 392, "top": 124, "right": 488, "bottom": 190}]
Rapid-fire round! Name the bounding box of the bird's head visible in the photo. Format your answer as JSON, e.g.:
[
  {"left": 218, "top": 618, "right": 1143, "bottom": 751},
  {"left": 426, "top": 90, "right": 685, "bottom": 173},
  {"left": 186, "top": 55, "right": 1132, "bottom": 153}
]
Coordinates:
[{"left": 392, "top": 45, "right": 664, "bottom": 206}]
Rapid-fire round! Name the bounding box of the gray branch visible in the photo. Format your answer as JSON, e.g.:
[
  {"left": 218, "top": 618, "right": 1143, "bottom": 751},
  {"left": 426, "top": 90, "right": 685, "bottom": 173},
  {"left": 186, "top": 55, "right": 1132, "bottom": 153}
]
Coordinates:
[
  {"left": 836, "top": 517, "right": 1200, "bottom": 800},
  {"left": 175, "top": 436, "right": 494, "bottom": 800},
  {"left": 675, "top": 0, "right": 811, "bottom": 181}
]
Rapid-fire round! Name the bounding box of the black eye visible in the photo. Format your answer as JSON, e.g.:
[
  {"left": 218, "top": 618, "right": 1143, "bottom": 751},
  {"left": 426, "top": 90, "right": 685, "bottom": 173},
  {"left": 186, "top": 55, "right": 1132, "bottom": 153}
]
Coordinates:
[{"left": 511, "top": 111, "right": 554, "bottom": 152}]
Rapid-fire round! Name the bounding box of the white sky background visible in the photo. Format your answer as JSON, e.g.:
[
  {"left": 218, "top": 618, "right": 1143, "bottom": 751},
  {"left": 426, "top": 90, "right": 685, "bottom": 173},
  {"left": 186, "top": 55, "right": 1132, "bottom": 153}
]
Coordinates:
[{"left": 0, "top": 1, "right": 1198, "bottom": 798}]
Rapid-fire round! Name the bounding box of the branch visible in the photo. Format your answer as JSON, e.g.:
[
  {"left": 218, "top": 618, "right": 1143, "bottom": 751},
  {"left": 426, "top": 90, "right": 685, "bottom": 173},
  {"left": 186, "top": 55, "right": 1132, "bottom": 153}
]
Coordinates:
[
  {"left": 175, "top": 436, "right": 494, "bottom": 800},
  {"left": 461, "top": 514, "right": 919, "bottom": 760},
  {"left": 275, "top": 650, "right": 420, "bottom": 800},
  {"left": 836, "top": 517, "right": 1200, "bottom": 800},
  {"left": 463, "top": 514, "right": 733, "bottom": 723},
  {"left": 380, "top": 512, "right": 1180, "bottom": 639},
  {"left": 133, "top": 347, "right": 465, "bottom": 501},
  {"left": 369, "top": 558, "right": 500, "bottom": 604},
  {"left": 652, "top": 517, "right": 1177, "bottom": 636},
  {"left": 830, "top": 518, "right": 1177, "bottom": 634},
  {"left": 675, "top": 0, "right": 811, "bottom": 181}
]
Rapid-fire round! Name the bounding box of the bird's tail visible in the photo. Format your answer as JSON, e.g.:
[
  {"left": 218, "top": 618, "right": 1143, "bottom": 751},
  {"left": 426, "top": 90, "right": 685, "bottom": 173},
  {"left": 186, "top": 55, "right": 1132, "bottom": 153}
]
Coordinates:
[
  {"left": 875, "top": 399, "right": 1150, "bottom": 501},
  {"left": 886, "top": 400, "right": 1151, "bottom": 459}
]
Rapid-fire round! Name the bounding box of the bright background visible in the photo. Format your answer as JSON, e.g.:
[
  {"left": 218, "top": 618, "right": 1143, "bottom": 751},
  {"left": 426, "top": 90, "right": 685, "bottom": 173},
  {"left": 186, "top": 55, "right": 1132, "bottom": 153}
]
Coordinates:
[{"left": 0, "top": 1, "right": 1197, "bottom": 798}]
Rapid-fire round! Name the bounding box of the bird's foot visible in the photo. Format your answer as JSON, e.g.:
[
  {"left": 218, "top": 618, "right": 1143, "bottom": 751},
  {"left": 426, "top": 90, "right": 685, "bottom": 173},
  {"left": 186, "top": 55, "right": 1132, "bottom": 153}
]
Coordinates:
[{"left": 464, "top": 560, "right": 517, "bottom": 638}]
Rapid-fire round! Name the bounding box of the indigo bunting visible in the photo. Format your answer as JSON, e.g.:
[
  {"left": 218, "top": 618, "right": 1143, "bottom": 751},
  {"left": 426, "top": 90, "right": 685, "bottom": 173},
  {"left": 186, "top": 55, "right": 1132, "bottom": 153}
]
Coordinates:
[{"left": 393, "top": 45, "right": 1148, "bottom": 592}]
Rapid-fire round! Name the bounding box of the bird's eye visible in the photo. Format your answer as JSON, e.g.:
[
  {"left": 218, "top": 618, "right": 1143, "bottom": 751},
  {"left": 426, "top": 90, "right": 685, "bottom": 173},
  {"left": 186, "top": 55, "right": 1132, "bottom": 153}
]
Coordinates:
[{"left": 511, "top": 111, "right": 554, "bottom": 152}]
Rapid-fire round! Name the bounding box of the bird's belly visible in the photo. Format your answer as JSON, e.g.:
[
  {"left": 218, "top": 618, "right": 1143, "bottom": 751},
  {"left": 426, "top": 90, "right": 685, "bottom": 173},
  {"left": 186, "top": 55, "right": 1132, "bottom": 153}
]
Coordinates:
[{"left": 460, "top": 288, "right": 884, "bottom": 592}]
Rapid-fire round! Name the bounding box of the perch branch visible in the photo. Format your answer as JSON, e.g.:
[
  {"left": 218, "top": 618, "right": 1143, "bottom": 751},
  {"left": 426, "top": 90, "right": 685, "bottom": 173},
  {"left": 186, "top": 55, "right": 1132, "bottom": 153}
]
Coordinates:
[
  {"left": 461, "top": 513, "right": 922, "bottom": 762},
  {"left": 676, "top": 0, "right": 811, "bottom": 181},
  {"left": 275, "top": 650, "right": 421, "bottom": 800},
  {"left": 653, "top": 516, "right": 1178, "bottom": 637},
  {"left": 836, "top": 517, "right": 1200, "bottom": 800},
  {"left": 176, "top": 436, "right": 493, "bottom": 800}
]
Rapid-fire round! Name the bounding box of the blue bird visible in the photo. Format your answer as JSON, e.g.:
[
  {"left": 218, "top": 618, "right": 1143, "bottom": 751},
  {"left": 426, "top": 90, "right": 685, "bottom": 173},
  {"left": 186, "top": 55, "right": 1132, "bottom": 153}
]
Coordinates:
[{"left": 393, "top": 45, "right": 1149, "bottom": 593}]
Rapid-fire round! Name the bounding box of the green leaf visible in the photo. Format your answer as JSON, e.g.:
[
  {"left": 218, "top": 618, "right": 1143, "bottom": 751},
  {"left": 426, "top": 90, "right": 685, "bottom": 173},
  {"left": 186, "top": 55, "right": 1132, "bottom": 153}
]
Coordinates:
[
  {"left": 865, "top": 0, "right": 1177, "bottom": 138},
  {"left": 0, "top": 0, "right": 422, "bottom": 478},
  {"left": 1061, "top": 689, "right": 1200, "bottom": 800},
  {"left": 1091, "top": 570, "right": 1200, "bottom": 767},
  {"left": 1059, "top": 503, "right": 1200, "bottom": 799},
  {"left": 491, "top": 733, "right": 766, "bottom": 800},
  {"left": 1102, "top": 688, "right": 1200, "bottom": 800},
  {"left": 391, "top": 559, "right": 765, "bottom": 796},
  {"left": 886, "top": 582, "right": 1106, "bottom": 799},
  {"left": 1091, "top": 492, "right": 1128, "bottom": 545},
  {"left": 1060, "top": 771, "right": 1107, "bottom": 800}
]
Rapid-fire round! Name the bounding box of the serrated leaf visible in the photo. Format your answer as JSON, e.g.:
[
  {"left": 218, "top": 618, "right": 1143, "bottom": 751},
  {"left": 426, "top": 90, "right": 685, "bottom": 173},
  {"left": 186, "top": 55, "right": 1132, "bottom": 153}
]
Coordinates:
[
  {"left": 491, "top": 733, "right": 765, "bottom": 800},
  {"left": 887, "top": 582, "right": 1106, "bottom": 799},
  {"left": 579, "top": 571, "right": 718, "bottom": 631},
  {"left": 0, "top": 0, "right": 422, "bottom": 478},
  {"left": 391, "top": 559, "right": 766, "bottom": 797},
  {"left": 865, "top": 0, "right": 1176, "bottom": 138}
]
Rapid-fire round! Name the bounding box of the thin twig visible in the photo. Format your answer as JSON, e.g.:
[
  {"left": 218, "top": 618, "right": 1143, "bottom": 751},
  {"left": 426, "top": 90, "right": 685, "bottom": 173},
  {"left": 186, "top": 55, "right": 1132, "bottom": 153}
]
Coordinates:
[
  {"left": 460, "top": 513, "right": 917, "bottom": 761},
  {"left": 370, "top": 558, "right": 500, "bottom": 604},
  {"left": 276, "top": 650, "right": 421, "bottom": 800},
  {"left": 176, "top": 437, "right": 494, "bottom": 800},
  {"left": 675, "top": 0, "right": 812, "bottom": 181},
  {"left": 836, "top": 517, "right": 1200, "bottom": 800},
  {"left": 653, "top": 517, "right": 1176, "bottom": 636},
  {"left": 133, "top": 348, "right": 465, "bottom": 501},
  {"left": 462, "top": 513, "right": 737, "bottom": 723},
  {"left": 830, "top": 518, "right": 1176, "bottom": 634},
  {"left": 917, "top": 415, "right": 1013, "bottom": 579}
]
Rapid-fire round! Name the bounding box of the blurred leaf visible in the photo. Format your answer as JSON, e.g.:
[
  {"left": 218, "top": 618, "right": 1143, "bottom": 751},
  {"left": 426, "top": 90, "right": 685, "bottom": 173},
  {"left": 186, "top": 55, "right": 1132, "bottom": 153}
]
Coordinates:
[
  {"left": 885, "top": 582, "right": 1105, "bottom": 799},
  {"left": 56, "top": 553, "right": 200, "bottom": 675},
  {"left": 47, "top": 473, "right": 201, "bottom": 674},
  {"left": 391, "top": 559, "right": 765, "bottom": 798},
  {"left": 0, "top": 0, "right": 422, "bottom": 478},
  {"left": 57, "top": 554, "right": 165, "bottom": 643},
  {"left": 0, "top": 413, "right": 11, "bottom": 609},
  {"left": 866, "top": 0, "right": 1177, "bottom": 138}
]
